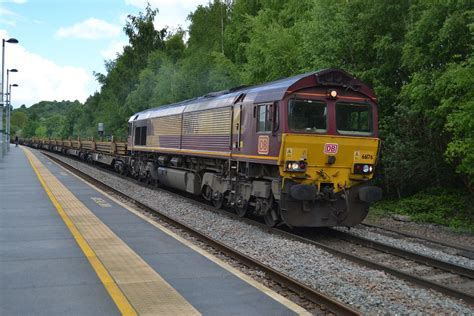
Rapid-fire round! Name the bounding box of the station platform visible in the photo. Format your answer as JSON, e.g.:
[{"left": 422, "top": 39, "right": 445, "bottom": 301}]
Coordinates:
[{"left": 0, "top": 146, "right": 309, "bottom": 315}]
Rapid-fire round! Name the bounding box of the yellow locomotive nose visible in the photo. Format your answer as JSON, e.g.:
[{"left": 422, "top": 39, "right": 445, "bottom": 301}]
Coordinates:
[
  {"left": 278, "top": 133, "right": 381, "bottom": 227},
  {"left": 280, "top": 134, "right": 379, "bottom": 189}
]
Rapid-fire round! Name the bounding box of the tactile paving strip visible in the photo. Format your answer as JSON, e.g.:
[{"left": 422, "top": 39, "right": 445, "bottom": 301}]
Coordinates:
[{"left": 24, "top": 148, "right": 200, "bottom": 316}]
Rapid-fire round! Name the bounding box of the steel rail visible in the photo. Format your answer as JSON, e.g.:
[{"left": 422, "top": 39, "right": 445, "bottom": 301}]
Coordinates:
[
  {"left": 329, "top": 229, "right": 474, "bottom": 278},
  {"left": 272, "top": 230, "right": 474, "bottom": 305},
  {"left": 42, "top": 150, "right": 474, "bottom": 306},
  {"left": 42, "top": 152, "right": 360, "bottom": 316},
  {"left": 362, "top": 223, "right": 474, "bottom": 254}
]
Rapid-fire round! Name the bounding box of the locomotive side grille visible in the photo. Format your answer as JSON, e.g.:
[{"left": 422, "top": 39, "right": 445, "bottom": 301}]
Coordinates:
[
  {"left": 149, "top": 114, "right": 182, "bottom": 148},
  {"left": 182, "top": 107, "right": 232, "bottom": 151}
]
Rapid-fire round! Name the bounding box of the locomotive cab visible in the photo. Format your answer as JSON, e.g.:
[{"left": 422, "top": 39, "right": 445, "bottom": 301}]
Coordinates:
[{"left": 276, "top": 81, "right": 382, "bottom": 227}]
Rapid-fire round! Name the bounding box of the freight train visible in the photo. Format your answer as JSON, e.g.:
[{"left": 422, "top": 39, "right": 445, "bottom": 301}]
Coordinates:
[{"left": 24, "top": 68, "right": 382, "bottom": 227}]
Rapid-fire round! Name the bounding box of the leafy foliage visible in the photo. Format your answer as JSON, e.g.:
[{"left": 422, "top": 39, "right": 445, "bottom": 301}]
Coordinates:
[
  {"left": 371, "top": 189, "right": 474, "bottom": 233},
  {"left": 13, "top": 0, "right": 474, "bottom": 227},
  {"left": 11, "top": 101, "right": 81, "bottom": 138}
]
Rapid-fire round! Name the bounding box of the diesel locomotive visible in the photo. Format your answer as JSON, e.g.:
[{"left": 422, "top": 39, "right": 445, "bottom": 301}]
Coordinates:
[{"left": 26, "top": 68, "right": 382, "bottom": 227}]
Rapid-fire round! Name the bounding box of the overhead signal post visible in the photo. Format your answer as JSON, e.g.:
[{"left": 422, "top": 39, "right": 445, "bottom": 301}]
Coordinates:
[{"left": 1, "top": 37, "right": 19, "bottom": 159}]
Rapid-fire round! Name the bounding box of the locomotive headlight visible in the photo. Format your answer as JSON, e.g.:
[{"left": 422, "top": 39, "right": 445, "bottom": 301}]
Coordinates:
[
  {"left": 353, "top": 163, "right": 374, "bottom": 174},
  {"left": 327, "top": 89, "right": 338, "bottom": 99},
  {"left": 285, "top": 160, "right": 307, "bottom": 172}
]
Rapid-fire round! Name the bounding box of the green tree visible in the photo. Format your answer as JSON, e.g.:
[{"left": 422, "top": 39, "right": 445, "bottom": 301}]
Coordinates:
[
  {"left": 187, "top": 0, "right": 230, "bottom": 53},
  {"left": 34, "top": 125, "right": 47, "bottom": 138},
  {"left": 437, "top": 57, "right": 474, "bottom": 191},
  {"left": 383, "top": 2, "right": 474, "bottom": 194},
  {"left": 10, "top": 111, "right": 28, "bottom": 136}
]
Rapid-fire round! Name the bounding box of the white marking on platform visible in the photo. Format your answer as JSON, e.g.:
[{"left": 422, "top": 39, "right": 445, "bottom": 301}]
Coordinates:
[{"left": 91, "top": 197, "right": 112, "bottom": 208}]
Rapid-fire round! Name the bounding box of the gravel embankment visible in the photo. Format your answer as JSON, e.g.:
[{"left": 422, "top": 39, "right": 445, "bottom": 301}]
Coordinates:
[
  {"left": 334, "top": 226, "right": 474, "bottom": 270},
  {"left": 44, "top": 151, "right": 474, "bottom": 314}
]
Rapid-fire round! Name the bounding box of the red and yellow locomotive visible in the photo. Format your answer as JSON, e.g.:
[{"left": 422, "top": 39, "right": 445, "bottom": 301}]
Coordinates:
[{"left": 126, "top": 68, "right": 382, "bottom": 227}]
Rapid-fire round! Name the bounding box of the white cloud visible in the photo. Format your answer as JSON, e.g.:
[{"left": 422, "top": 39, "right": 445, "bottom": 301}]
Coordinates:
[
  {"left": 1, "top": 30, "right": 96, "bottom": 108},
  {"left": 1, "top": 0, "right": 27, "bottom": 3},
  {"left": 124, "top": 0, "right": 209, "bottom": 32},
  {"left": 0, "top": 7, "right": 17, "bottom": 16},
  {"left": 101, "top": 40, "right": 127, "bottom": 59},
  {"left": 0, "top": 7, "right": 21, "bottom": 26},
  {"left": 56, "top": 18, "right": 120, "bottom": 40}
]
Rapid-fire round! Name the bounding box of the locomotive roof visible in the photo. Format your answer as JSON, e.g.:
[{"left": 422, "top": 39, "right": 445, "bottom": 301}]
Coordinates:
[{"left": 129, "top": 68, "right": 375, "bottom": 122}]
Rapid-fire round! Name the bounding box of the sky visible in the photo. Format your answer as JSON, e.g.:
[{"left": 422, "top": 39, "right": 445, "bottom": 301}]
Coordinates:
[{"left": 0, "top": 0, "right": 209, "bottom": 108}]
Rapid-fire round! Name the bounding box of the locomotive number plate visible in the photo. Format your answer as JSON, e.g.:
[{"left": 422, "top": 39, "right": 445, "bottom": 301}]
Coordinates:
[
  {"left": 258, "top": 136, "right": 270, "bottom": 155},
  {"left": 354, "top": 151, "right": 375, "bottom": 162},
  {"left": 324, "top": 143, "right": 339, "bottom": 154}
]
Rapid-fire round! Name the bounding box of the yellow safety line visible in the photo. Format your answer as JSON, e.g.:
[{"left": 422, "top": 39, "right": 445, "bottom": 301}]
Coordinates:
[
  {"left": 23, "top": 148, "right": 137, "bottom": 316},
  {"left": 47, "top": 153, "right": 311, "bottom": 316}
]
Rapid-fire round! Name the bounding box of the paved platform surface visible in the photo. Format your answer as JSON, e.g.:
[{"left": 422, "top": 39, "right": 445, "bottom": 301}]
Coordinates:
[{"left": 1, "top": 146, "right": 308, "bottom": 315}]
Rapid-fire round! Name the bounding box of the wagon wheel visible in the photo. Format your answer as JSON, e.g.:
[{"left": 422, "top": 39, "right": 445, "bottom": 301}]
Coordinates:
[
  {"left": 146, "top": 173, "right": 154, "bottom": 186},
  {"left": 120, "top": 164, "right": 128, "bottom": 176}
]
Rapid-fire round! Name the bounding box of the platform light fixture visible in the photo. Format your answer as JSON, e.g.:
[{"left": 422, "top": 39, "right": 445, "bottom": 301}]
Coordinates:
[
  {"left": 1, "top": 37, "right": 19, "bottom": 159},
  {"left": 6, "top": 69, "right": 18, "bottom": 151}
]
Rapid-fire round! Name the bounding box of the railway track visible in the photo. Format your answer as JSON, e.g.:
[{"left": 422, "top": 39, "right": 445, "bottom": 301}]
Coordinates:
[
  {"left": 291, "top": 228, "right": 474, "bottom": 304},
  {"left": 42, "top": 151, "right": 360, "bottom": 316},
  {"left": 361, "top": 223, "right": 474, "bottom": 258},
  {"left": 42, "top": 150, "right": 474, "bottom": 307}
]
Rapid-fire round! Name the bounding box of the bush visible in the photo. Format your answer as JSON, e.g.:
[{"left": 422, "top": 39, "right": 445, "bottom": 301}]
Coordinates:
[{"left": 370, "top": 188, "right": 474, "bottom": 233}]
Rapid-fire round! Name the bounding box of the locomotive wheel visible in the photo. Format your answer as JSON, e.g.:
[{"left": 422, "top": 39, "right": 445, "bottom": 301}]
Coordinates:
[
  {"left": 212, "top": 195, "right": 224, "bottom": 209},
  {"left": 212, "top": 191, "right": 225, "bottom": 209},
  {"left": 263, "top": 210, "right": 278, "bottom": 227},
  {"left": 235, "top": 201, "right": 248, "bottom": 217},
  {"left": 202, "top": 185, "right": 212, "bottom": 201},
  {"left": 262, "top": 196, "right": 278, "bottom": 227}
]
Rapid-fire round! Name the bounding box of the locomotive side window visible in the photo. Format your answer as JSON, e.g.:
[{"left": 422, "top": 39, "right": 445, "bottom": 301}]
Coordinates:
[
  {"left": 134, "top": 126, "right": 147, "bottom": 145},
  {"left": 288, "top": 99, "right": 327, "bottom": 132},
  {"left": 140, "top": 126, "right": 147, "bottom": 145},
  {"left": 336, "top": 102, "right": 373, "bottom": 135},
  {"left": 257, "top": 104, "right": 272, "bottom": 132}
]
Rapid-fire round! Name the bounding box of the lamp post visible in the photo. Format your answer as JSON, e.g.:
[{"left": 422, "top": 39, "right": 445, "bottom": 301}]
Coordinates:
[
  {"left": 7, "top": 83, "right": 18, "bottom": 147},
  {"left": 6, "top": 69, "right": 18, "bottom": 151},
  {"left": 1, "top": 37, "right": 19, "bottom": 160}
]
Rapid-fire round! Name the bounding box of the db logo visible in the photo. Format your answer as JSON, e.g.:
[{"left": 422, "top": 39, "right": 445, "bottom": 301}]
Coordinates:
[
  {"left": 324, "top": 143, "right": 338, "bottom": 154},
  {"left": 258, "top": 136, "right": 270, "bottom": 155}
]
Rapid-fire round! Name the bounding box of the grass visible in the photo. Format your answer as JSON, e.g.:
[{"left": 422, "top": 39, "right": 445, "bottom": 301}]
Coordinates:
[{"left": 369, "top": 188, "right": 474, "bottom": 234}]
